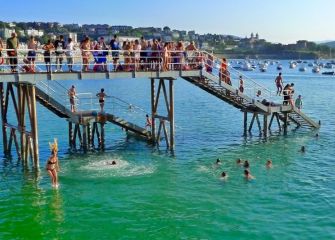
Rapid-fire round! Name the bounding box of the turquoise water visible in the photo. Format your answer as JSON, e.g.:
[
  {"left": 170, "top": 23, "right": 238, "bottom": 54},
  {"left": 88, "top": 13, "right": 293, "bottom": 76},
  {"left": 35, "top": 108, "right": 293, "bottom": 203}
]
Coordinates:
[{"left": 1, "top": 62, "right": 335, "bottom": 239}]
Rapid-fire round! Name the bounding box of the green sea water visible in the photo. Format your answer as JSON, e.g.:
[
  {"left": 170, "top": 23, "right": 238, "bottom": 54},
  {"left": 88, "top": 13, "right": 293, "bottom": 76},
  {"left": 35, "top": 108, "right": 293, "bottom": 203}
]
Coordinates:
[{"left": 1, "top": 62, "right": 335, "bottom": 239}]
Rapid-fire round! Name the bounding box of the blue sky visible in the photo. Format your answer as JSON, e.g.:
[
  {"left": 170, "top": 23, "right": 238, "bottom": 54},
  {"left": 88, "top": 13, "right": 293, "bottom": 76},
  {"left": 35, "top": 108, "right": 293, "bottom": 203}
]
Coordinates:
[{"left": 1, "top": 0, "right": 334, "bottom": 44}]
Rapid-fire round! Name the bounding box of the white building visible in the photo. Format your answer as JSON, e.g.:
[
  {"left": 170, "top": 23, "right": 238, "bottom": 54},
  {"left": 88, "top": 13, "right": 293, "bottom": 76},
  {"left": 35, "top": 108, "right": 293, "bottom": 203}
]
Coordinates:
[{"left": 26, "top": 29, "right": 44, "bottom": 37}]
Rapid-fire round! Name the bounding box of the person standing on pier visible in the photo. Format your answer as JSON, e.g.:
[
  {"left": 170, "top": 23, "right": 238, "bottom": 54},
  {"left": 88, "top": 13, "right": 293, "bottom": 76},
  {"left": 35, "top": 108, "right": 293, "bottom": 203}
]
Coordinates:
[
  {"left": 65, "top": 38, "right": 75, "bottom": 72},
  {"left": 239, "top": 75, "right": 244, "bottom": 93},
  {"left": 96, "top": 88, "right": 107, "bottom": 112},
  {"left": 68, "top": 85, "right": 76, "bottom": 112},
  {"left": 275, "top": 73, "right": 283, "bottom": 95},
  {"left": 27, "top": 36, "right": 37, "bottom": 72},
  {"left": 54, "top": 35, "right": 66, "bottom": 72},
  {"left": 6, "top": 32, "right": 19, "bottom": 73},
  {"left": 42, "top": 40, "right": 55, "bottom": 73},
  {"left": 145, "top": 114, "right": 152, "bottom": 130},
  {"left": 46, "top": 139, "right": 60, "bottom": 188}
]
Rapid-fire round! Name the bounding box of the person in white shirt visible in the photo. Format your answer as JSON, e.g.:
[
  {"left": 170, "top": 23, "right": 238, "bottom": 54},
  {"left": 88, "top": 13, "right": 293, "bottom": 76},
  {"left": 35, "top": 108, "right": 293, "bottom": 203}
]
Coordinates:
[{"left": 66, "top": 38, "right": 74, "bottom": 72}]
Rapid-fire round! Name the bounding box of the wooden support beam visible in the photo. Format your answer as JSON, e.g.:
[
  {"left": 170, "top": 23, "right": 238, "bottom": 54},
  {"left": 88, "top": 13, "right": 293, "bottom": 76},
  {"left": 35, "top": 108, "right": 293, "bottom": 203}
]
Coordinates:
[
  {"left": 275, "top": 113, "right": 282, "bottom": 131},
  {"left": 269, "top": 113, "right": 275, "bottom": 130},
  {"left": 255, "top": 114, "right": 261, "bottom": 135},
  {"left": 77, "top": 124, "right": 83, "bottom": 149},
  {"left": 156, "top": 120, "right": 163, "bottom": 144},
  {"left": 12, "top": 129, "right": 21, "bottom": 160},
  {"left": 87, "top": 123, "right": 92, "bottom": 150},
  {"left": 169, "top": 79, "right": 175, "bottom": 150},
  {"left": 82, "top": 125, "right": 88, "bottom": 152},
  {"left": 263, "top": 115, "right": 268, "bottom": 137},
  {"left": 151, "top": 78, "right": 156, "bottom": 143},
  {"left": 243, "top": 111, "right": 247, "bottom": 136},
  {"left": 73, "top": 124, "right": 78, "bottom": 148},
  {"left": 0, "top": 83, "right": 8, "bottom": 154},
  {"left": 162, "top": 120, "right": 170, "bottom": 148},
  {"left": 30, "top": 85, "right": 39, "bottom": 168},
  {"left": 68, "top": 122, "right": 73, "bottom": 149},
  {"left": 283, "top": 112, "right": 288, "bottom": 135},
  {"left": 161, "top": 80, "right": 170, "bottom": 114},
  {"left": 153, "top": 79, "right": 162, "bottom": 113},
  {"left": 100, "top": 123, "right": 105, "bottom": 150},
  {"left": 248, "top": 113, "right": 256, "bottom": 132}
]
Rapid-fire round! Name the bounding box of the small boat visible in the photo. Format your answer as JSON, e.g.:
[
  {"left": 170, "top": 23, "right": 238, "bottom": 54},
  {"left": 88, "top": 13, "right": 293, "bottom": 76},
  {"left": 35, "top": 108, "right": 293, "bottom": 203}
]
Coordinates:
[
  {"left": 241, "top": 62, "right": 254, "bottom": 71},
  {"left": 259, "top": 64, "right": 267, "bottom": 72},
  {"left": 308, "top": 62, "right": 313, "bottom": 67},
  {"left": 312, "top": 66, "right": 320, "bottom": 73},
  {"left": 289, "top": 61, "right": 297, "bottom": 69},
  {"left": 299, "top": 65, "right": 307, "bottom": 72},
  {"left": 324, "top": 63, "right": 333, "bottom": 69},
  {"left": 322, "top": 71, "right": 335, "bottom": 75},
  {"left": 277, "top": 64, "right": 282, "bottom": 70},
  {"left": 297, "top": 60, "right": 302, "bottom": 63}
]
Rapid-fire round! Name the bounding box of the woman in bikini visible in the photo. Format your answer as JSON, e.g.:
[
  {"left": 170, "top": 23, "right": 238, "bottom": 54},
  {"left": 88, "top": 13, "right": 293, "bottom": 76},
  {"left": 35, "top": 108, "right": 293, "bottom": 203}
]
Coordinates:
[
  {"left": 80, "top": 36, "right": 91, "bottom": 72},
  {"left": 46, "top": 139, "right": 60, "bottom": 188}
]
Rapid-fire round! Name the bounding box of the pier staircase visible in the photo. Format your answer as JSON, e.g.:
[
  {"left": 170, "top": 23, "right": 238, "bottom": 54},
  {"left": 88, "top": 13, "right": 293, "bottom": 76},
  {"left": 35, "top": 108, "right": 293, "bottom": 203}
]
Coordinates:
[
  {"left": 35, "top": 81, "right": 151, "bottom": 139},
  {"left": 182, "top": 53, "right": 320, "bottom": 129}
]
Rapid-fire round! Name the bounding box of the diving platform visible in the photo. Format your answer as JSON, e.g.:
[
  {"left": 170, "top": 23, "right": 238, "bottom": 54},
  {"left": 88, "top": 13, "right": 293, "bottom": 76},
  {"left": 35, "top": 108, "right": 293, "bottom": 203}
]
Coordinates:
[{"left": 0, "top": 49, "right": 320, "bottom": 169}]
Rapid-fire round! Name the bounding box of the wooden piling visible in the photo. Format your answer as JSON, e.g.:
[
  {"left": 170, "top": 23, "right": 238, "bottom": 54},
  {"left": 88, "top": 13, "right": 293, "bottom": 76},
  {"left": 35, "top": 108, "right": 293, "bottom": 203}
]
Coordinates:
[
  {"left": 151, "top": 78, "right": 156, "bottom": 143},
  {"left": 169, "top": 79, "right": 175, "bottom": 150}
]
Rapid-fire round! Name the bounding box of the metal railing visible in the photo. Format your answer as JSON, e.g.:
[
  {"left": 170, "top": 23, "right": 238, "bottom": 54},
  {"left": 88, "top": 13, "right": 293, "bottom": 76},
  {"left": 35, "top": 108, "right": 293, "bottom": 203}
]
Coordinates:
[{"left": 0, "top": 48, "right": 278, "bottom": 103}]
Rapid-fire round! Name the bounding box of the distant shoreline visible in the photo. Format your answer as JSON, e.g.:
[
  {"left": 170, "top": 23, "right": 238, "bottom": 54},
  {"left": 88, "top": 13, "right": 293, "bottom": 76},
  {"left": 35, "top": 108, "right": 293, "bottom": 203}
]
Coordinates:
[{"left": 215, "top": 52, "right": 333, "bottom": 60}]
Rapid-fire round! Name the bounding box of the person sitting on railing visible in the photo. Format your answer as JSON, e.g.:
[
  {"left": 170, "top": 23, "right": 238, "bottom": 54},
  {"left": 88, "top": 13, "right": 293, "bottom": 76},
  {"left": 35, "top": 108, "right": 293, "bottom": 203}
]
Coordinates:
[
  {"left": 27, "top": 36, "right": 37, "bottom": 72},
  {"left": 110, "top": 35, "right": 120, "bottom": 71},
  {"left": 54, "top": 35, "right": 66, "bottom": 72},
  {"left": 80, "top": 36, "right": 91, "bottom": 72},
  {"left": 42, "top": 39, "right": 55, "bottom": 73},
  {"left": 21, "top": 58, "right": 35, "bottom": 73},
  {"left": 65, "top": 38, "right": 75, "bottom": 72},
  {"left": 6, "top": 32, "right": 19, "bottom": 73}
]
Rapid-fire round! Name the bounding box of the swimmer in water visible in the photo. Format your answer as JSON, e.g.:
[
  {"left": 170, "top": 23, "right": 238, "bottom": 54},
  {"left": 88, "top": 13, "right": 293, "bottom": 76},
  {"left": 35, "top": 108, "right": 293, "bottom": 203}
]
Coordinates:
[
  {"left": 300, "top": 146, "right": 306, "bottom": 153},
  {"left": 244, "top": 169, "right": 255, "bottom": 180},
  {"left": 221, "top": 171, "right": 228, "bottom": 180},
  {"left": 236, "top": 158, "right": 242, "bottom": 165},
  {"left": 266, "top": 159, "right": 273, "bottom": 169},
  {"left": 216, "top": 158, "right": 221, "bottom": 165},
  {"left": 106, "top": 160, "right": 117, "bottom": 165},
  {"left": 243, "top": 160, "right": 250, "bottom": 168}
]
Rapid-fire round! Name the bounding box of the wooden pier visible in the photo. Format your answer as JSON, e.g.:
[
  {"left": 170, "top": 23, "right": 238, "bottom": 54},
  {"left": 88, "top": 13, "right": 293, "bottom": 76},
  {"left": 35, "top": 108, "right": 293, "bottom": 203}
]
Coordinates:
[{"left": 0, "top": 50, "right": 320, "bottom": 169}]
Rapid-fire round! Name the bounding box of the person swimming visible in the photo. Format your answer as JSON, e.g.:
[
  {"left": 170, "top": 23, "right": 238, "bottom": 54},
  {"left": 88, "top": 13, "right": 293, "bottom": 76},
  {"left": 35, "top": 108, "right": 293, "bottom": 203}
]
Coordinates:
[
  {"left": 243, "top": 160, "right": 250, "bottom": 168},
  {"left": 216, "top": 158, "right": 222, "bottom": 165},
  {"left": 266, "top": 159, "right": 273, "bottom": 169},
  {"left": 300, "top": 146, "right": 306, "bottom": 153},
  {"left": 236, "top": 158, "right": 242, "bottom": 165},
  {"left": 106, "top": 160, "right": 117, "bottom": 165},
  {"left": 221, "top": 171, "right": 228, "bottom": 180},
  {"left": 244, "top": 169, "right": 255, "bottom": 180}
]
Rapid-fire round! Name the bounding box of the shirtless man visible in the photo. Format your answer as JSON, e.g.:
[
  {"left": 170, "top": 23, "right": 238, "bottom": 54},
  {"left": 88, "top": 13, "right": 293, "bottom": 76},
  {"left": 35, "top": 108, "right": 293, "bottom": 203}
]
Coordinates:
[
  {"left": 68, "top": 85, "right": 76, "bottom": 112},
  {"left": 275, "top": 73, "right": 283, "bottom": 95},
  {"left": 96, "top": 88, "right": 107, "bottom": 112}
]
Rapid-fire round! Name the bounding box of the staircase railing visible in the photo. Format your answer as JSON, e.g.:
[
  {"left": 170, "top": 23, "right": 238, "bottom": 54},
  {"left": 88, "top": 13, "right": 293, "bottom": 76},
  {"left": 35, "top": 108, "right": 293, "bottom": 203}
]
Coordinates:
[{"left": 200, "top": 51, "right": 278, "bottom": 103}]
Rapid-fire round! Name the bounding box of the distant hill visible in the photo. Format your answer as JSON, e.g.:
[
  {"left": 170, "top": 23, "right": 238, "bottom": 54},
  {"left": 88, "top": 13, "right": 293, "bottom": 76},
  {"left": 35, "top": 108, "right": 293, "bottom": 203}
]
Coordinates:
[{"left": 319, "top": 41, "right": 335, "bottom": 48}]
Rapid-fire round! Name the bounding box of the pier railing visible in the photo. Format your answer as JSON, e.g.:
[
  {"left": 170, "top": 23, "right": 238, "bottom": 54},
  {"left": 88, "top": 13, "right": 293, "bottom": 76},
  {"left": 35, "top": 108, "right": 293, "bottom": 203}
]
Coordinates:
[{"left": 0, "top": 48, "right": 277, "bottom": 103}]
